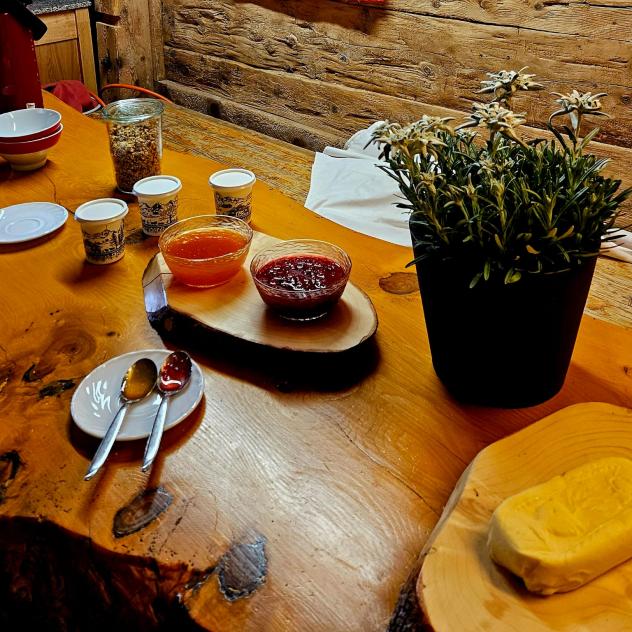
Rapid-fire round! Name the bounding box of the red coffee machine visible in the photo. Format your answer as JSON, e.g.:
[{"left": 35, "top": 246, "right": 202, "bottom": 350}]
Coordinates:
[{"left": 0, "top": 0, "right": 47, "bottom": 113}]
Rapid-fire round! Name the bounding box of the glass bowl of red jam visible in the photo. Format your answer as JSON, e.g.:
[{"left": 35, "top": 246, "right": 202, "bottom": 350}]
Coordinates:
[
  {"left": 159, "top": 215, "right": 253, "bottom": 287},
  {"left": 250, "top": 240, "right": 352, "bottom": 321}
]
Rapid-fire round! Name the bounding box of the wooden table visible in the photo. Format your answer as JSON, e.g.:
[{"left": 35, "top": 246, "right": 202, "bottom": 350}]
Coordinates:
[{"left": 0, "top": 94, "right": 631, "bottom": 631}]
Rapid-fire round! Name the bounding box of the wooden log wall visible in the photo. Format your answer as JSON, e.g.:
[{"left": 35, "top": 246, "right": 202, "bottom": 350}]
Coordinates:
[
  {"left": 157, "top": 0, "right": 632, "bottom": 152},
  {"left": 94, "top": 0, "right": 164, "bottom": 96}
]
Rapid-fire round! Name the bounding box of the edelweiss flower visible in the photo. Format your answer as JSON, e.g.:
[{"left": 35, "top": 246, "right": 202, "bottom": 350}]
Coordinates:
[
  {"left": 409, "top": 115, "right": 455, "bottom": 134},
  {"left": 548, "top": 90, "right": 609, "bottom": 132},
  {"left": 371, "top": 121, "right": 411, "bottom": 159},
  {"left": 478, "top": 67, "right": 543, "bottom": 103},
  {"left": 401, "top": 125, "right": 447, "bottom": 159},
  {"left": 552, "top": 90, "right": 607, "bottom": 114},
  {"left": 457, "top": 102, "right": 526, "bottom": 142},
  {"left": 371, "top": 118, "right": 448, "bottom": 160},
  {"left": 371, "top": 121, "right": 407, "bottom": 145},
  {"left": 416, "top": 171, "right": 440, "bottom": 196}
]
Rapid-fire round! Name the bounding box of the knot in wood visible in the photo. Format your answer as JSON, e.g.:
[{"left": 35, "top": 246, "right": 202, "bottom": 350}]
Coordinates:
[
  {"left": 379, "top": 272, "right": 419, "bottom": 295},
  {"left": 218, "top": 535, "right": 267, "bottom": 601},
  {"left": 113, "top": 487, "right": 173, "bottom": 538},
  {"left": 0, "top": 450, "right": 23, "bottom": 503}
]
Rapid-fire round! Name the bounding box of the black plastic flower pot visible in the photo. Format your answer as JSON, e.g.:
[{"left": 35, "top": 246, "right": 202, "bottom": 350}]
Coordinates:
[{"left": 413, "top": 250, "right": 597, "bottom": 408}]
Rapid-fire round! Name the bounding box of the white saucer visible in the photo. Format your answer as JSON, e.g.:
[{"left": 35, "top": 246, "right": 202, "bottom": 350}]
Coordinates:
[
  {"left": 0, "top": 202, "right": 68, "bottom": 244},
  {"left": 71, "top": 349, "right": 205, "bottom": 441}
]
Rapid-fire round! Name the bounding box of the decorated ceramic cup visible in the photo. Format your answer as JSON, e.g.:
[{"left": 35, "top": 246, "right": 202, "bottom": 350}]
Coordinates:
[
  {"left": 209, "top": 168, "right": 256, "bottom": 223},
  {"left": 133, "top": 175, "right": 182, "bottom": 236},
  {"left": 75, "top": 198, "right": 128, "bottom": 264}
]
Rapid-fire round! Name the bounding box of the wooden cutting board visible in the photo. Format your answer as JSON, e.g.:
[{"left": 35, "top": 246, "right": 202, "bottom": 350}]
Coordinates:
[
  {"left": 142, "top": 231, "right": 378, "bottom": 353},
  {"left": 418, "top": 402, "right": 632, "bottom": 632}
]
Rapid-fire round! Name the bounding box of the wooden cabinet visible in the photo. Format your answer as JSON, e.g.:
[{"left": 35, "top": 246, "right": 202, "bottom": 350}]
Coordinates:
[{"left": 35, "top": 8, "right": 97, "bottom": 92}]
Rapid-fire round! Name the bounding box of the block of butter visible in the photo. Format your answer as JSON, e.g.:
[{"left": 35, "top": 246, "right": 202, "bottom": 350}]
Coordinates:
[{"left": 487, "top": 456, "right": 632, "bottom": 595}]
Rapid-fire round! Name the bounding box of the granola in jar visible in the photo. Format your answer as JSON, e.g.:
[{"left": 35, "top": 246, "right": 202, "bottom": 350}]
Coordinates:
[{"left": 103, "top": 99, "right": 165, "bottom": 194}]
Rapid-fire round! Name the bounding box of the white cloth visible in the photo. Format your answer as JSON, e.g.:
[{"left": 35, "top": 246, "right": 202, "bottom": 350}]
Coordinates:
[
  {"left": 304, "top": 122, "right": 632, "bottom": 262},
  {"left": 304, "top": 122, "right": 411, "bottom": 247},
  {"left": 601, "top": 229, "right": 632, "bottom": 263}
]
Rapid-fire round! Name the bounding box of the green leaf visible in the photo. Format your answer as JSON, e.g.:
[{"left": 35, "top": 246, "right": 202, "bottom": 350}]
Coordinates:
[
  {"left": 469, "top": 272, "right": 483, "bottom": 288},
  {"left": 504, "top": 269, "right": 522, "bottom": 284}
]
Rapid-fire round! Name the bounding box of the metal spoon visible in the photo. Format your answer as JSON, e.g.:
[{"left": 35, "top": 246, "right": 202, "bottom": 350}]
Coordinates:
[
  {"left": 84, "top": 358, "right": 158, "bottom": 481},
  {"left": 141, "top": 351, "right": 192, "bottom": 472}
]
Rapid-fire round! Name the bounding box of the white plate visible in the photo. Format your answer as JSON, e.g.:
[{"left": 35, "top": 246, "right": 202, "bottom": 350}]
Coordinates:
[
  {"left": 0, "top": 202, "right": 68, "bottom": 244},
  {"left": 71, "top": 349, "right": 205, "bottom": 441}
]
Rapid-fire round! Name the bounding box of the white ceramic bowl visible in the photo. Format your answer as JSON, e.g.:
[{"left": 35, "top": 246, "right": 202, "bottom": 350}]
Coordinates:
[
  {"left": 0, "top": 108, "right": 62, "bottom": 142},
  {"left": 0, "top": 124, "right": 63, "bottom": 171}
]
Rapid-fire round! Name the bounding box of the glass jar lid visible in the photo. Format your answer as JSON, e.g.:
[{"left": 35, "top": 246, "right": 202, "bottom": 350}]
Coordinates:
[{"left": 102, "top": 98, "right": 165, "bottom": 124}]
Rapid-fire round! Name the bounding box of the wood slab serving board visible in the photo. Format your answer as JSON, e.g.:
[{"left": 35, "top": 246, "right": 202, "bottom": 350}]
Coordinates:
[
  {"left": 142, "top": 231, "right": 378, "bottom": 353},
  {"left": 418, "top": 402, "right": 632, "bottom": 632}
]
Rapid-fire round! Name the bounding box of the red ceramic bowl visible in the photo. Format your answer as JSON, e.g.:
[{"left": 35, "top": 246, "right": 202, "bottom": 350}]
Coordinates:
[
  {"left": 0, "top": 108, "right": 62, "bottom": 142},
  {"left": 0, "top": 124, "right": 63, "bottom": 154}
]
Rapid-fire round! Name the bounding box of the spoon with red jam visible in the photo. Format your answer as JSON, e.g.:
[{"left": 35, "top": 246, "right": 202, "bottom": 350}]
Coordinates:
[{"left": 141, "top": 351, "right": 192, "bottom": 472}]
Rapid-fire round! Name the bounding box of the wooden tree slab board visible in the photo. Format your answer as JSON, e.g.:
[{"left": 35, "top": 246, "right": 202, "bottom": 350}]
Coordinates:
[
  {"left": 142, "top": 231, "right": 378, "bottom": 353},
  {"left": 418, "top": 402, "right": 632, "bottom": 632}
]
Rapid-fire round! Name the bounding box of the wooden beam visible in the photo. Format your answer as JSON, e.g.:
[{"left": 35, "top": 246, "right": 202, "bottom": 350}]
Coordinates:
[
  {"left": 164, "top": 0, "right": 632, "bottom": 148},
  {"left": 75, "top": 8, "right": 98, "bottom": 92},
  {"left": 160, "top": 78, "right": 340, "bottom": 151},
  {"left": 94, "top": 0, "right": 156, "bottom": 94}
]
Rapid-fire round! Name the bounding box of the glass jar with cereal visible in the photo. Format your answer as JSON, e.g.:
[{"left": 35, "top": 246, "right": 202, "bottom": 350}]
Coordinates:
[{"left": 103, "top": 98, "right": 165, "bottom": 194}]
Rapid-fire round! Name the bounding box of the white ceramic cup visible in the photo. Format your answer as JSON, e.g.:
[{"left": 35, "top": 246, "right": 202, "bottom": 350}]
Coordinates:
[
  {"left": 75, "top": 198, "right": 128, "bottom": 264},
  {"left": 209, "top": 168, "right": 256, "bottom": 223},
  {"left": 133, "top": 175, "right": 182, "bottom": 236}
]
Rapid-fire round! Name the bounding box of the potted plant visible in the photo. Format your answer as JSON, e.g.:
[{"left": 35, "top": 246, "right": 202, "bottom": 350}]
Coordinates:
[{"left": 371, "top": 69, "right": 631, "bottom": 407}]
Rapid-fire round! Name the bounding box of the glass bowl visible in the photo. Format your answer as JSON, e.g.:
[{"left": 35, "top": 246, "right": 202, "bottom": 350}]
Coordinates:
[
  {"left": 159, "top": 215, "right": 253, "bottom": 287},
  {"left": 250, "top": 239, "right": 352, "bottom": 321}
]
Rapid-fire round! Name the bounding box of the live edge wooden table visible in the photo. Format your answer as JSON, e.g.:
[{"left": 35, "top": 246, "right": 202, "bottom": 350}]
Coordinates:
[{"left": 0, "top": 95, "right": 631, "bottom": 632}]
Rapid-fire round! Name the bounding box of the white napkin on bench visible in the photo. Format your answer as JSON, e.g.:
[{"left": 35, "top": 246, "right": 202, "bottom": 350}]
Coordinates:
[
  {"left": 304, "top": 123, "right": 632, "bottom": 263},
  {"left": 601, "top": 229, "right": 632, "bottom": 263},
  {"left": 304, "top": 122, "right": 411, "bottom": 247}
]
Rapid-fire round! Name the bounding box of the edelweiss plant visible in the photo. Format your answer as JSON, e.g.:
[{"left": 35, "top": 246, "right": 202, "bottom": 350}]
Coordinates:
[{"left": 371, "top": 69, "right": 631, "bottom": 286}]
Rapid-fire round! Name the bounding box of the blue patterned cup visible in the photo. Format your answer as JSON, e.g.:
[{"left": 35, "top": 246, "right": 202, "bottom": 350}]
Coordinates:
[
  {"left": 75, "top": 198, "right": 128, "bottom": 264},
  {"left": 133, "top": 175, "right": 182, "bottom": 236},
  {"left": 209, "top": 168, "right": 255, "bottom": 224}
]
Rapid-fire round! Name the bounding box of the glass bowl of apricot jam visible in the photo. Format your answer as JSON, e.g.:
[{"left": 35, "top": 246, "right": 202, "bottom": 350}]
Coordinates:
[
  {"left": 250, "top": 239, "right": 351, "bottom": 320},
  {"left": 159, "top": 215, "right": 253, "bottom": 287}
]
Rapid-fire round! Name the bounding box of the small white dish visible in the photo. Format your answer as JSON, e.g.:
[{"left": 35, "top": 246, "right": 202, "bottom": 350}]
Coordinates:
[
  {"left": 0, "top": 202, "right": 68, "bottom": 244},
  {"left": 71, "top": 349, "right": 205, "bottom": 441}
]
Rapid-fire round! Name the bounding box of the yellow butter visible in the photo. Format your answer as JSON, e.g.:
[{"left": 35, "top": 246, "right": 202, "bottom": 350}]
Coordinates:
[{"left": 487, "top": 456, "right": 632, "bottom": 595}]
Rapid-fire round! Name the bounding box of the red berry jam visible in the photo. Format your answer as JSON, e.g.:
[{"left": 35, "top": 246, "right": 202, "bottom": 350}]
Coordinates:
[{"left": 253, "top": 254, "right": 349, "bottom": 320}]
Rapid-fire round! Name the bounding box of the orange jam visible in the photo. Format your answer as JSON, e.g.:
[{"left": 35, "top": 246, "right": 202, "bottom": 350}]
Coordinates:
[{"left": 162, "top": 228, "right": 250, "bottom": 287}]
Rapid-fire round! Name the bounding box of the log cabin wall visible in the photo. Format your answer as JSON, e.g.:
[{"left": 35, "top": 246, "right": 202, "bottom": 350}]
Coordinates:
[
  {"left": 157, "top": 0, "right": 632, "bottom": 153},
  {"left": 94, "top": 0, "right": 165, "bottom": 95}
]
